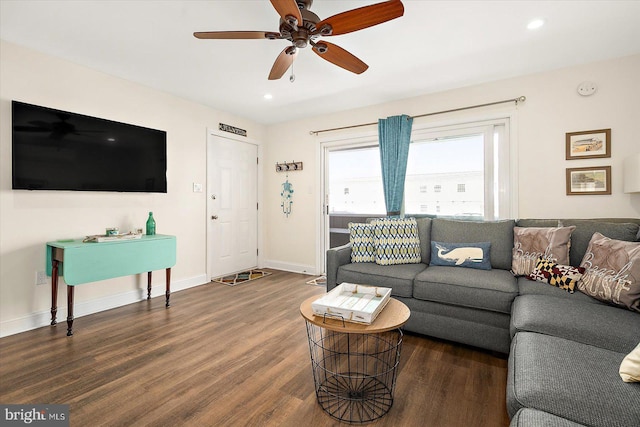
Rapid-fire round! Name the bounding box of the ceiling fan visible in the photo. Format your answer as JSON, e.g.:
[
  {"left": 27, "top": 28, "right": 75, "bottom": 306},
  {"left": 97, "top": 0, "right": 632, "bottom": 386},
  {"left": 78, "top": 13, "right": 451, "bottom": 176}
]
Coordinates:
[{"left": 194, "top": 0, "right": 404, "bottom": 80}]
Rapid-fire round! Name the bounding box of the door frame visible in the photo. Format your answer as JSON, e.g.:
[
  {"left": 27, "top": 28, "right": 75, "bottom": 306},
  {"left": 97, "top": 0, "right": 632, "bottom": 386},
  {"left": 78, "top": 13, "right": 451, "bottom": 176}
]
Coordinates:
[{"left": 206, "top": 128, "right": 263, "bottom": 280}]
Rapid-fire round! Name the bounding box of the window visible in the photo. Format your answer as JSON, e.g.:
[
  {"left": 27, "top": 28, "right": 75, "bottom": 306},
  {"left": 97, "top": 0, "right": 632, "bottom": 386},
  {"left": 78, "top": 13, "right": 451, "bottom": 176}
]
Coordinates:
[
  {"left": 325, "top": 118, "right": 511, "bottom": 220},
  {"left": 327, "top": 146, "right": 385, "bottom": 214}
]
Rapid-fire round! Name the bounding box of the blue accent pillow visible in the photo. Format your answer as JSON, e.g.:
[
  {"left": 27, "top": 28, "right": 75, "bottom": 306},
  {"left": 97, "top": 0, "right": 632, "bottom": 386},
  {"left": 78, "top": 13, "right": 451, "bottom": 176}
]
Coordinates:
[{"left": 430, "top": 241, "right": 492, "bottom": 270}]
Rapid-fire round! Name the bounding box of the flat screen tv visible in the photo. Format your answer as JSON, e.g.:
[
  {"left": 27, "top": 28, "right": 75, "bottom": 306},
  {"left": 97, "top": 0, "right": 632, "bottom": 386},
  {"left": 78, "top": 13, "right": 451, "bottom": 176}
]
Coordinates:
[{"left": 12, "top": 101, "right": 167, "bottom": 193}]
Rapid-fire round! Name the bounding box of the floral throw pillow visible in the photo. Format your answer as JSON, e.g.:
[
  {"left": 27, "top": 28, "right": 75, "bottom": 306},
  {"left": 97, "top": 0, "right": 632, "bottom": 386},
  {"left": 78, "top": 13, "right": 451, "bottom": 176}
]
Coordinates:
[
  {"left": 511, "top": 226, "right": 576, "bottom": 276},
  {"left": 527, "top": 256, "right": 585, "bottom": 293},
  {"left": 577, "top": 232, "right": 640, "bottom": 312}
]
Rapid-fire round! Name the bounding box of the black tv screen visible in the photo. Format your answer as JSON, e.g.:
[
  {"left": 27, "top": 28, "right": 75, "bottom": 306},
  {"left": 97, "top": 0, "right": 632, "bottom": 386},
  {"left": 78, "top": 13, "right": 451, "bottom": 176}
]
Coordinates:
[{"left": 12, "top": 101, "right": 167, "bottom": 193}]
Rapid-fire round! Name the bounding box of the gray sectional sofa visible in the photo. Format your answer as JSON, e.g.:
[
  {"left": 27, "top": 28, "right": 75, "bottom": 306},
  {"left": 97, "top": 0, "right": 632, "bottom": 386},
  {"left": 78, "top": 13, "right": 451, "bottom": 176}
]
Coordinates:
[{"left": 326, "top": 217, "right": 640, "bottom": 426}]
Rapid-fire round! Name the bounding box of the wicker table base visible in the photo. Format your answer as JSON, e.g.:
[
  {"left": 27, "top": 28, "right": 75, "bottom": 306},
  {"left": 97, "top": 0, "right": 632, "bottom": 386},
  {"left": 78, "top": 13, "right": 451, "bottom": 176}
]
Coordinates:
[{"left": 300, "top": 296, "right": 410, "bottom": 424}]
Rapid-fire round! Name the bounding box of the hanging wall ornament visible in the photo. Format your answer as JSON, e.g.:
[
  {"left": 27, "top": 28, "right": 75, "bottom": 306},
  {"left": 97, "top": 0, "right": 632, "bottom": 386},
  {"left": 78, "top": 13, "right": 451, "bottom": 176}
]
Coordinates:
[{"left": 281, "top": 175, "right": 294, "bottom": 217}]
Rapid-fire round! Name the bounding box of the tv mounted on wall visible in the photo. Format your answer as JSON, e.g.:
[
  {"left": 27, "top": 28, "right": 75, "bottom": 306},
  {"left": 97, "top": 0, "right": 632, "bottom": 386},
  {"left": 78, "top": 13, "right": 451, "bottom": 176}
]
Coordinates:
[{"left": 12, "top": 101, "right": 167, "bottom": 193}]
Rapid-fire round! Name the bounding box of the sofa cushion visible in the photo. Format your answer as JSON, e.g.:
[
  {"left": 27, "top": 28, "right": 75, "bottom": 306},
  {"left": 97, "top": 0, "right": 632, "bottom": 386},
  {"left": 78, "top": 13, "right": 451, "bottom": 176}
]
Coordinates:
[
  {"left": 348, "top": 222, "right": 376, "bottom": 263},
  {"left": 413, "top": 266, "right": 517, "bottom": 314},
  {"left": 578, "top": 232, "right": 640, "bottom": 312},
  {"left": 527, "top": 257, "right": 585, "bottom": 293},
  {"left": 516, "top": 219, "right": 640, "bottom": 266},
  {"left": 516, "top": 277, "right": 601, "bottom": 304},
  {"left": 510, "top": 408, "right": 587, "bottom": 427},
  {"left": 511, "top": 226, "right": 575, "bottom": 276},
  {"left": 431, "top": 218, "right": 515, "bottom": 270},
  {"left": 510, "top": 294, "right": 640, "bottom": 353},
  {"left": 336, "top": 262, "right": 427, "bottom": 298},
  {"left": 416, "top": 217, "right": 432, "bottom": 264},
  {"left": 507, "top": 332, "right": 640, "bottom": 426},
  {"left": 561, "top": 220, "right": 640, "bottom": 266},
  {"left": 371, "top": 217, "right": 422, "bottom": 265},
  {"left": 430, "top": 241, "right": 491, "bottom": 270}
]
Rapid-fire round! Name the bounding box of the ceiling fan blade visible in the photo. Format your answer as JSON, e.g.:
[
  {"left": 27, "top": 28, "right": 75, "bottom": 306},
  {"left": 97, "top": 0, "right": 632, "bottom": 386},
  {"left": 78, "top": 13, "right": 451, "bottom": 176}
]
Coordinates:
[
  {"left": 312, "top": 41, "right": 368, "bottom": 75},
  {"left": 315, "top": 0, "right": 404, "bottom": 36},
  {"left": 268, "top": 46, "right": 298, "bottom": 80},
  {"left": 270, "top": 0, "right": 303, "bottom": 27},
  {"left": 193, "top": 31, "right": 281, "bottom": 40}
]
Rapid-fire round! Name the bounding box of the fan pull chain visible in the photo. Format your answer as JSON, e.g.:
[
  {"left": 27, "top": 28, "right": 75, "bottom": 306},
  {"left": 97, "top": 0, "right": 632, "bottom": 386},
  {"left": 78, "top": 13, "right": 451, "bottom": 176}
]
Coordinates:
[{"left": 290, "top": 59, "right": 295, "bottom": 83}]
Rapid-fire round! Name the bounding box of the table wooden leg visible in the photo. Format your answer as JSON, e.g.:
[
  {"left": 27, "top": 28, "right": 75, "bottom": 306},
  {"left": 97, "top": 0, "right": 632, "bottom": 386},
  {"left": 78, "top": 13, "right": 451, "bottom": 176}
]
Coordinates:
[
  {"left": 51, "top": 260, "right": 59, "bottom": 326},
  {"left": 165, "top": 268, "right": 171, "bottom": 308},
  {"left": 147, "top": 271, "right": 152, "bottom": 300},
  {"left": 66, "top": 285, "right": 74, "bottom": 336}
]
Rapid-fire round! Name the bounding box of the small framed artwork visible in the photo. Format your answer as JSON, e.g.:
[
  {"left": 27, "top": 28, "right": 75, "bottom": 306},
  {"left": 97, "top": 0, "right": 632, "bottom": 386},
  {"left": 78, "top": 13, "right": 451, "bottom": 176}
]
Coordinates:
[
  {"left": 566, "top": 166, "right": 611, "bottom": 195},
  {"left": 566, "top": 128, "right": 611, "bottom": 160}
]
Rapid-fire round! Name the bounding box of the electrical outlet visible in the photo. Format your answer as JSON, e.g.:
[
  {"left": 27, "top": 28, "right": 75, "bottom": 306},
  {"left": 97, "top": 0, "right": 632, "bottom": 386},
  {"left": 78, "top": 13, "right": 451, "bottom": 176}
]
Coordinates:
[{"left": 36, "top": 270, "right": 48, "bottom": 286}]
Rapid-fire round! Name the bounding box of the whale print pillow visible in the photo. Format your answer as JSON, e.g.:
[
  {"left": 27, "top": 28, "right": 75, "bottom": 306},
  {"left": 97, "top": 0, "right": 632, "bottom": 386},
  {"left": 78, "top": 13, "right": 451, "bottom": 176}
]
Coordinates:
[{"left": 430, "top": 241, "right": 492, "bottom": 270}]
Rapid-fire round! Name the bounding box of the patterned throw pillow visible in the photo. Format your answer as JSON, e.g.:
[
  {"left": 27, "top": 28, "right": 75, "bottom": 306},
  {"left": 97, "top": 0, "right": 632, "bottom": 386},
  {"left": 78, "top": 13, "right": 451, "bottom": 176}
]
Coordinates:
[
  {"left": 528, "top": 256, "right": 585, "bottom": 293},
  {"left": 511, "top": 226, "right": 576, "bottom": 276},
  {"left": 430, "top": 241, "right": 491, "bottom": 270},
  {"left": 577, "top": 232, "right": 640, "bottom": 312},
  {"left": 348, "top": 222, "right": 375, "bottom": 263},
  {"left": 372, "top": 217, "right": 421, "bottom": 266}
]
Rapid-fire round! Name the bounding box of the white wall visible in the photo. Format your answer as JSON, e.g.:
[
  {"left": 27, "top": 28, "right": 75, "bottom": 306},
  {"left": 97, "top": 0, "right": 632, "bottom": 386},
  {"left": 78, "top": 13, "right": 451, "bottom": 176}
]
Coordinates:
[
  {"left": 263, "top": 54, "right": 640, "bottom": 275},
  {"left": 0, "top": 41, "right": 265, "bottom": 336},
  {"left": 2, "top": 40, "right": 639, "bottom": 337}
]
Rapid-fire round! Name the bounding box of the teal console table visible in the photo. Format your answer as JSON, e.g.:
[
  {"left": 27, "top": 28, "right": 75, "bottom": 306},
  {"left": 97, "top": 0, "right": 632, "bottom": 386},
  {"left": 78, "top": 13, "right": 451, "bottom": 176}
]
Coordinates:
[{"left": 46, "top": 234, "right": 177, "bottom": 336}]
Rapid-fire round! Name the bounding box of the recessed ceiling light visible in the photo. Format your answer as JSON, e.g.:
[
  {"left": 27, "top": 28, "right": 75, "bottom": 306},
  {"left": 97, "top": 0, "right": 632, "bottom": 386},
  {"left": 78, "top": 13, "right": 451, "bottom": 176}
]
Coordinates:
[
  {"left": 527, "top": 19, "right": 545, "bottom": 30},
  {"left": 264, "top": 93, "right": 273, "bottom": 100}
]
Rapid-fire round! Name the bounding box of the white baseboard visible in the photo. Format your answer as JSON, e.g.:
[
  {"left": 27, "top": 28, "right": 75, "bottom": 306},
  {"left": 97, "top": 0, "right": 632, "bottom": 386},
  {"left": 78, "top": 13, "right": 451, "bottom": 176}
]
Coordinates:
[
  {"left": 0, "top": 274, "right": 208, "bottom": 338},
  {"left": 262, "top": 260, "right": 317, "bottom": 276}
]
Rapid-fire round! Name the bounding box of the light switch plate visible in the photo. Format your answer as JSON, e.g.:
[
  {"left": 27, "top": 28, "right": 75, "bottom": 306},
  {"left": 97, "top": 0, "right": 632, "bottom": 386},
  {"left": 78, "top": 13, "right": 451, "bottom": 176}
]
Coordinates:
[{"left": 193, "top": 183, "right": 203, "bottom": 193}]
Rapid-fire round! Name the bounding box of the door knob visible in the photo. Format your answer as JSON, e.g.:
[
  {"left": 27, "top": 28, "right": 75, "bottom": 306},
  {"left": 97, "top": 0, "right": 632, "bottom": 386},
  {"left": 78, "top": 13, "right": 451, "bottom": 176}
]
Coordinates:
[{"left": 211, "top": 215, "right": 219, "bottom": 220}]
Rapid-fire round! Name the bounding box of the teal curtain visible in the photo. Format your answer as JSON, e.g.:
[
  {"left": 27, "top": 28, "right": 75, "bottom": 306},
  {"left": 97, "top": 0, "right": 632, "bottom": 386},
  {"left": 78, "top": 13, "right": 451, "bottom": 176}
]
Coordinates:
[{"left": 378, "top": 115, "right": 413, "bottom": 217}]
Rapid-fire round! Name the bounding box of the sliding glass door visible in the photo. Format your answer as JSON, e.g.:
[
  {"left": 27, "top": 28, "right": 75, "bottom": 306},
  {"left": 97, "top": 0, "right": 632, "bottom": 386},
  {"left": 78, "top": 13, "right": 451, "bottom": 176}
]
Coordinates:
[{"left": 322, "top": 118, "right": 511, "bottom": 256}]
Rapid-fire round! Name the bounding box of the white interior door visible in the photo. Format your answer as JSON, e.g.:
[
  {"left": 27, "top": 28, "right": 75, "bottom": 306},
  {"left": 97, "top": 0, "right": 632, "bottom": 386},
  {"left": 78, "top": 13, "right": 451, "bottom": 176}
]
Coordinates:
[{"left": 207, "top": 134, "right": 258, "bottom": 279}]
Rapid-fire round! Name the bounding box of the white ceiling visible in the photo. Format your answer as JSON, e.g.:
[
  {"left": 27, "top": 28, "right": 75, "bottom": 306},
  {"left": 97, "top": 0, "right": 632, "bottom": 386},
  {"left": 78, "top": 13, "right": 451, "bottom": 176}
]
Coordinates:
[{"left": 2, "top": 1, "right": 640, "bottom": 125}]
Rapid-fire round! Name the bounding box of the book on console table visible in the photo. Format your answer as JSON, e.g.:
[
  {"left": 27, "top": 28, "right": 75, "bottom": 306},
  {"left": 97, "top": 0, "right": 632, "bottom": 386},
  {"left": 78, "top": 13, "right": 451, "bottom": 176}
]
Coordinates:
[
  {"left": 311, "top": 283, "right": 392, "bottom": 325},
  {"left": 83, "top": 233, "right": 142, "bottom": 243}
]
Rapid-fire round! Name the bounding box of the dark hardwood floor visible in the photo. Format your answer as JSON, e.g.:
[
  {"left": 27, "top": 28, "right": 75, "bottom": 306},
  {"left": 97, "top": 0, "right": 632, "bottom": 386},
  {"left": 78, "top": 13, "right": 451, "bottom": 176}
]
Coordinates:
[{"left": 0, "top": 270, "right": 510, "bottom": 426}]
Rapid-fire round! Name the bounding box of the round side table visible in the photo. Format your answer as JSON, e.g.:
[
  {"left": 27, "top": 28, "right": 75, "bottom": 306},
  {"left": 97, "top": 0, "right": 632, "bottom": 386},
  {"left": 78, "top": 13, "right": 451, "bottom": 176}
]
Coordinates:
[{"left": 300, "top": 296, "right": 410, "bottom": 424}]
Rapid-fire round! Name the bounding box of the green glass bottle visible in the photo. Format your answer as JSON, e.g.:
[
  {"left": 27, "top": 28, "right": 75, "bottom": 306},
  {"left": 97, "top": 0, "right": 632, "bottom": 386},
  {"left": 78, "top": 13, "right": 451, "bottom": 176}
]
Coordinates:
[{"left": 146, "top": 212, "right": 156, "bottom": 235}]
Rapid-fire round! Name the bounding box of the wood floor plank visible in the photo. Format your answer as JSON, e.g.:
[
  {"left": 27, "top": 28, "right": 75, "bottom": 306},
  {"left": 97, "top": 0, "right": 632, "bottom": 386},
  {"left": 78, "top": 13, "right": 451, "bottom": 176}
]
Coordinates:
[{"left": 0, "top": 269, "right": 509, "bottom": 426}]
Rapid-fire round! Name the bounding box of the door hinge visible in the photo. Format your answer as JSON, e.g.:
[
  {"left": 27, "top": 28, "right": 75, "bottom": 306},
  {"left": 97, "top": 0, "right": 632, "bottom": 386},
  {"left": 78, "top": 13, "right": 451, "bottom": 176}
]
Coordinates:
[
  {"left": 256, "top": 157, "right": 259, "bottom": 164},
  {"left": 257, "top": 202, "right": 259, "bottom": 210},
  {"left": 256, "top": 249, "right": 259, "bottom": 256}
]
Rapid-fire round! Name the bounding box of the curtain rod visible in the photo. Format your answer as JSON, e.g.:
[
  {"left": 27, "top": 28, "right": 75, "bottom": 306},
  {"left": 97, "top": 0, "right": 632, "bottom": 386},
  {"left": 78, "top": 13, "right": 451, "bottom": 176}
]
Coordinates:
[{"left": 309, "top": 96, "right": 526, "bottom": 136}]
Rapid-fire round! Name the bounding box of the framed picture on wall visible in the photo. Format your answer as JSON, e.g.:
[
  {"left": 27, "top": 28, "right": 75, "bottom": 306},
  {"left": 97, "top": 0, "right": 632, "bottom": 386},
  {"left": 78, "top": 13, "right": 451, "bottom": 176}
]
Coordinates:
[
  {"left": 566, "top": 129, "right": 611, "bottom": 160},
  {"left": 566, "top": 166, "right": 611, "bottom": 195}
]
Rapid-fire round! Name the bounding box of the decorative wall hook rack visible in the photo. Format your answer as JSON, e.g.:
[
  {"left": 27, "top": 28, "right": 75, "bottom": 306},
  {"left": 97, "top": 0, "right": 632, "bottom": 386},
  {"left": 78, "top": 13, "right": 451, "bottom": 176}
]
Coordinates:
[{"left": 276, "top": 161, "right": 303, "bottom": 172}]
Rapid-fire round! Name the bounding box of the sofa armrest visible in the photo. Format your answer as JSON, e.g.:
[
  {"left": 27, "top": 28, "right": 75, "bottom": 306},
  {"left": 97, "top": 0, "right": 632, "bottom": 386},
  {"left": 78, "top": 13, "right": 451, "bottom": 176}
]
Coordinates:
[{"left": 326, "top": 243, "right": 352, "bottom": 290}]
